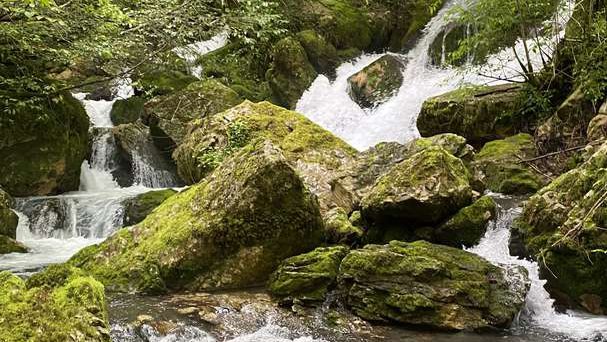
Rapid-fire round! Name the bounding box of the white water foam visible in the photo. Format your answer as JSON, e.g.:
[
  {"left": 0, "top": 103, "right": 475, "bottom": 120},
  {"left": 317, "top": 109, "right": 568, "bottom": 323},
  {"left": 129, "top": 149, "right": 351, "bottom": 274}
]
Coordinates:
[
  {"left": 296, "top": 0, "right": 574, "bottom": 151},
  {"left": 174, "top": 31, "right": 229, "bottom": 78},
  {"left": 468, "top": 197, "right": 607, "bottom": 341}
]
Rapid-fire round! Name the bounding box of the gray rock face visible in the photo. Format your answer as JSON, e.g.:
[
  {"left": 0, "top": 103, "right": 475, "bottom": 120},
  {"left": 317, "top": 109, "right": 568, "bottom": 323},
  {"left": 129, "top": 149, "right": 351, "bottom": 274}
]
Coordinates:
[{"left": 348, "top": 55, "right": 404, "bottom": 108}]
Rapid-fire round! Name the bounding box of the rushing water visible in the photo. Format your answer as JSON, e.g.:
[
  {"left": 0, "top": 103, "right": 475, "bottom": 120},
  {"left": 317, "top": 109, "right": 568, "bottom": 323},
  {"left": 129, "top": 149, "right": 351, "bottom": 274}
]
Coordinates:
[{"left": 296, "top": 0, "right": 574, "bottom": 150}]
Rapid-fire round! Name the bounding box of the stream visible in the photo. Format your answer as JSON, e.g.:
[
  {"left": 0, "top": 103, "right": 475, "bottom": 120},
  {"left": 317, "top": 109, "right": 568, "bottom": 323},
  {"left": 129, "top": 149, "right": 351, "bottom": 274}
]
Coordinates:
[{"left": 1, "top": 0, "right": 607, "bottom": 340}]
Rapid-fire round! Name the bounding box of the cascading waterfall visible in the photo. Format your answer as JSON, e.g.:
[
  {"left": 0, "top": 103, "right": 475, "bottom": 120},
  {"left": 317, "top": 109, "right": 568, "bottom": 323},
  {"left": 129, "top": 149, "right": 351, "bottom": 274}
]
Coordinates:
[
  {"left": 296, "top": 0, "right": 574, "bottom": 151},
  {"left": 468, "top": 196, "right": 607, "bottom": 341},
  {"left": 174, "top": 31, "right": 229, "bottom": 78}
]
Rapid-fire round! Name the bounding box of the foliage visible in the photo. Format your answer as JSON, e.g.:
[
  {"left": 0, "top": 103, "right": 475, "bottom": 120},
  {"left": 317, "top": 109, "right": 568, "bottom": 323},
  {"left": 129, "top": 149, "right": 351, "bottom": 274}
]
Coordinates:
[{"left": 572, "top": 10, "right": 607, "bottom": 104}]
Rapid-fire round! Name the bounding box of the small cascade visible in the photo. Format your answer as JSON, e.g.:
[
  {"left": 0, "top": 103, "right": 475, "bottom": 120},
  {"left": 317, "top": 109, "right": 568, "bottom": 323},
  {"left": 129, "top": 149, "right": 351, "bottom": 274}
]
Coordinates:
[
  {"left": 173, "top": 31, "right": 229, "bottom": 78},
  {"left": 296, "top": 0, "right": 574, "bottom": 151},
  {"left": 0, "top": 79, "right": 176, "bottom": 274},
  {"left": 468, "top": 195, "right": 607, "bottom": 341}
]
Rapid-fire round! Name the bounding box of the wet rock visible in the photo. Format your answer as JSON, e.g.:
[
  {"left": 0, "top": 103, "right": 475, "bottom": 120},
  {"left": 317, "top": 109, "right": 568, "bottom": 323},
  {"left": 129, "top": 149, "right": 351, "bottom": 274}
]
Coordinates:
[
  {"left": 0, "top": 268, "right": 109, "bottom": 341},
  {"left": 123, "top": 189, "right": 177, "bottom": 226},
  {"left": 142, "top": 79, "right": 242, "bottom": 153},
  {"left": 361, "top": 146, "right": 473, "bottom": 236},
  {"left": 473, "top": 134, "right": 543, "bottom": 195},
  {"left": 112, "top": 122, "right": 180, "bottom": 187},
  {"left": 0, "top": 235, "right": 27, "bottom": 254},
  {"left": 0, "top": 93, "right": 90, "bottom": 196},
  {"left": 110, "top": 96, "right": 146, "bottom": 126},
  {"left": 513, "top": 141, "right": 607, "bottom": 313},
  {"left": 338, "top": 240, "right": 530, "bottom": 331},
  {"left": 267, "top": 37, "right": 318, "bottom": 109},
  {"left": 17, "top": 197, "right": 71, "bottom": 238},
  {"left": 586, "top": 101, "right": 607, "bottom": 142},
  {"left": 0, "top": 188, "right": 17, "bottom": 239},
  {"left": 70, "top": 141, "right": 325, "bottom": 293},
  {"left": 434, "top": 196, "right": 497, "bottom": 248},
  {"left": 348, "top": 55, "right": 404, "bottom": 108},
  {"left": 173, "top": 100, "right": 356, "bottom": 214},
  {"left": 269, "top": 246, "right": 349, "bottom": 305},
  {"left": 85, "top": 86, "right": 115, "bottom": 101},
  {"left": 418, "top": 84, "right": 524, "bottom": 144},
  {"left": 324, "top": 207, "right": 363, "bottom": 245},
  {"left": 296, "top": 30, "right": 340, "bottom": 76}
]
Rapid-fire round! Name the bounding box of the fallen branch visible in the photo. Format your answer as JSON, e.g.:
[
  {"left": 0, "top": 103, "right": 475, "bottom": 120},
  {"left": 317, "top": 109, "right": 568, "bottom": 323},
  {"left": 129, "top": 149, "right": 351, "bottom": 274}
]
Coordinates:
[{"left": 518, "top": 139, "right": 607, "bottom": 163}]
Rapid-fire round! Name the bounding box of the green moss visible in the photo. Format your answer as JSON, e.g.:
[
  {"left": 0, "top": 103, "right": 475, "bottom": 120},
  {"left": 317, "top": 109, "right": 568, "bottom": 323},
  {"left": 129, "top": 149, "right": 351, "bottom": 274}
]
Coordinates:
[
  {"left": 0, "top": 270, "right": 109, "bottom": 341},
  {"left": 474, "top": 134, "right": 543, "bottom": 194},
  {"left": 70, "top": 141, "right": 325, "bottom": 294},
  {"left": 296, "top": 30, "right": 340, "bottom": 75},
  {"left": 110, "top": 96, "right": 146, "bottom": 125},
  {"left": 134, "top": 69, "right": 197, "bottom": 97},
  {"left": 124, "top": 189, "right": 177, "bottom": 226},
  {"left": 0, "top": 235, "right": 27, "bottom": 254},
  {"left": 269, "top": 246, "right": 349, "bottom": 304},
  {"left": 324, "top": 207, "right": 363, "bottom": 244},
  {"left": 174, "top": 100, "right": 356, "bottom": 184},
  {"left": 435, "top": 196, "right": 497, "bottom": 247},
  {"left": 0, "top": 93, "right": 90, "bottom": 196}
]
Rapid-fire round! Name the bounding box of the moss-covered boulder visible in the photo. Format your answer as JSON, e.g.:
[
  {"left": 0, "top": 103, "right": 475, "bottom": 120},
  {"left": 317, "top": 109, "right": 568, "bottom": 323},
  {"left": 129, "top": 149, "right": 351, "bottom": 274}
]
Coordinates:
[
  {"left": 338, "top": 240, "right": 530, "bottom": 331},
  {"left": 142, "top": 79, "right": 242, "bottom": 152},
  {"left": 173, "top": 100, "right": 356, "bottom": 214},
  {"left": 0, "top": 236, "right": 27, "bottom": 255},
  {"left": 110, "top": 96, "right": 146, "bottom": 126},
  {"left": 0, "top": 269, "right": 109, "bottom": 341},
  {"left": 69, "top": 141, "right": 325, "bottom": 293},
  {"left": 361, "top": 146, "right": 473, "bottom": 234},
  {"left": 269, "top": 246, "right": 349, "bottom": 305},
  {"left": 296, "top": 30, "right": 340, "bottom": 76},
  {"left": 324, "top": 207, "right": 363, "bottom": 245},
  {"left": 513, "top": 141, "right": 607, "bottom": 313},
  {"left": 133, "top": 70, "right": 197, "bottom": 97},
  {"left": 473, "top": 134, "right": 543, "bottom": 195},
  {"left": 348, "top": 55, "right": 404, "bottom": 108},
  {"left": 0, "top": 188, "right": 17, "bottom": 239},
  {"left": 267, "top": 37, "right": 318, "bottom": 109},
  {"left": 418, "top": 84, "right": 524, "bottom": 144},
  {"left": 123, "top": 189, "right": 177, "bottom": 226},
  {"left": 434, "top": 196, "right": 497, "bottom": 248},
  {"left": 331, "top": 134, "right": 473, "bottom": 212},
  {"left": 0, "top": 93, "right": 90, "bottom": 196}
]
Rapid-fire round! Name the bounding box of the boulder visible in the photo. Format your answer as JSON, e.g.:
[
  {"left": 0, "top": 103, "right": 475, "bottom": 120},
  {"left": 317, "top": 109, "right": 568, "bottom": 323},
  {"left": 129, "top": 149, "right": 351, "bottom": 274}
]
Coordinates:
[
  {"left": 324, "top": 207, "right": 363, "bottom": 245},
  {"left": 473, "top": 134, "right": 543, "bottom": 195},
  {"left": 434, "top": 196, "right": 497, "bottom": 248},
  {"left": 268, "top": 246, "right": 349, "bottom": 305},
  {"left": 0, "top": 188, "right": 17, "bottom": 239},
  {"left": 123, "top": 189, "right": 177, "bottom": 226},
  {"left": 0, "top": 236, "right": 27, "bottom": 255},
  {"left": 418, "top": 84, "right": 524, "bottom": 144},
  {"left": 267, "top": 37, "right": 318, "bottom": 109},
  {"left": 0, "top": 93, "right": 90, "bottom": 196},
  {"left": 142, "top": 79, "right": 242, "bottom": 153},
  {"left": 348, "top": 55, "right": 404, "bottom": 108},
  {"left": 112, "top": 122, "right": 180, "bottom": 187},
  {"left": 361, "top": 146, "right": 473, "bottom": 234},
  {"left": 331, "top": 134, "right": 473, "bottom": 212},
  {"left": 0, "top": 268, "right": 109, "bottom": 341},
  {"left": 586, "top": 100, "right": 607, "bottom": 141},
  {"left": 69, "top": 141, "right": 325, "bottom": 293},
  {"left": 513, "top": 141, "right": 607, "bottom": 313},
  {"left": 110, "top": 96, "right": 146, "bottom": 126},
  {"left": 173, "top": 101, "right": 356, "bottom": 214},
  {"left": 296, "top": 30, "right": 340, "bottom": 76},
  {"left": 338, "top": 240, "right": 530, "bottom": 331}
]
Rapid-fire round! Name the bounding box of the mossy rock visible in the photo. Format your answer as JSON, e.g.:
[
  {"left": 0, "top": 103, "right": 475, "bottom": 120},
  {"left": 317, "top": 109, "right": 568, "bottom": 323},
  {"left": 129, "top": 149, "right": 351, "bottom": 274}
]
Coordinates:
[
  {"left": 361, "top": 146, "right": 473, "bottom": 235},
  {"left": 296, "top": 30, "right": 340, "bottom": 76},
  {"left": 324, "top": 207, "right": 363, "bottom": 245},
  {"left": 142, "top": 79, "right": 242, "bottom": 152},
  {"left": 513, "top": 141, "right": 607, "bottom": 313},
  {"left": 0, "top": 93, "right": 90, "bottom": 196},
  {"left": 0, "top": 269, "right": 109, "bottom": 341},
  {"left": 133, "top": 70, "right": 197, "bottom": 97},
  {"left": 418, "top": 84, "right": 525, "bottom": 144},
  {"left": 173, "top": 100, "right": 356, "bottom": 214},
  {"left": 69, "top": 141, "right": 325, "bottom": 293},
  {"left": 269, "top": 245, "right": 349, "bottom": 305},
  {"left": 110, "top": 96, "right": 146, "bottom": 126},
  {"left": 338, "top": 240, "right": 530, "bottom": 331},
  {"left": 267, "top": 37, "right": 318, "bottom": 109},
  {"left": 0, "top": 188, "right": 17, "bottom": 239},
  {"left": 434, "top": 196, "right": 497, "bottom": 248},
  {"left": 0, "top": 236, "right": 27, "bottom": 255},
  {"left": 348, "top": 55, "right": 404, "bottom": 108},
  {"left": 123, "top": 189, "right": 177, "bottom": 226},
  {"left": 473, "top": 134, "right": 543, "bottom": 195}
]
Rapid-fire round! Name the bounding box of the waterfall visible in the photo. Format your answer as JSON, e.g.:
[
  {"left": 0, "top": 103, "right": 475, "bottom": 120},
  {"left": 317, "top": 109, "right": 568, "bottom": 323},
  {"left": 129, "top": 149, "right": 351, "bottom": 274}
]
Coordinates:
[
  {"left": 296, "top": 0, "right": 574, "bottom": 151},
  {"left": 468, "top": 195, "right": 607, "bottom": 341},
  {"left": 0, "top": 79, "right": 173, "bottom": 275},
  {"left": 174, "top": 31, "right": 229, "bottom": 78}
]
